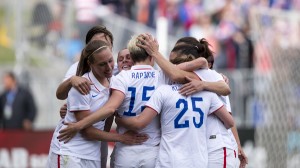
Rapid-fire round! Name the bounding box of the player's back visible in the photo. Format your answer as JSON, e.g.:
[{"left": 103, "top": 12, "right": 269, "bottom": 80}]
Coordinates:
[
  {"left": 194, "top": 68, "right": 237, "bottom": 152},
  {"left": 110, "top": 65, "right": 167, "bottom": 146},
  {"left": 147, "top": 84, "right": 224, "bottom": 168}
]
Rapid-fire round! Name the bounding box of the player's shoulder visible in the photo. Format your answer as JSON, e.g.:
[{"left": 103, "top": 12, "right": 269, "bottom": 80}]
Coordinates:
[
  {"left": 195, "top": 69, "right": 223, "bottom": 81},
  {"left": 196, "top": 69, "right": 219, "bottom": 76},
  {"left": 157, "top": 84, "right": 171, "bottom": 90},
  {"left": 195, "top": 90, "right": 218, "bottom": 98},
  {"left": 113, "top": 70, "right": 130, "bottom": 79},
  {"left": 157, "top": 84, "right": 180, "bottom": 93}
]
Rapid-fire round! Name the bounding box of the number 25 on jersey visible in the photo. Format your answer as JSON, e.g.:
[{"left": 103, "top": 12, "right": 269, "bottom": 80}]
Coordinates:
[{"left": 174, "top": 97, "right": 204, "bottom": 128}]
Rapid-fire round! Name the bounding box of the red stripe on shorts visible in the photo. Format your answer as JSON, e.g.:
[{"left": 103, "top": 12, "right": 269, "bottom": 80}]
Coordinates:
[
  {"left": 234, "top": 150, "right": 236, "bottom": 158},
  {"left": 223, "top": 147, "right": 227, "bottom": 168},
  {"left": 58, "top": 155, "right": 60, "bottom": 168}
]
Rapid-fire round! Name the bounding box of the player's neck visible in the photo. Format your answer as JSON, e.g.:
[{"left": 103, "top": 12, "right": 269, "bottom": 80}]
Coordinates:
[{"left": 134, "top": 58, "right": 153, "bottom": 67}]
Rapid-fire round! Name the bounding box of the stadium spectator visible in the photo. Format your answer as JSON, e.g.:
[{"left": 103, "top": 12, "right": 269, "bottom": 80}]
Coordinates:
[
  {"left": 74, "top": 0, "right": 101, "bottom": 43},
  {"left": 0, "top": 71, "right": 37, "bottom": 130},
  {"left": 30, "top": 2, "right": 53, "bottom": 48}
]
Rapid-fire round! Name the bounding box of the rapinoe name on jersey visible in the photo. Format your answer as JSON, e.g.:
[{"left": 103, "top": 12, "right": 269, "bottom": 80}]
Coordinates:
[{"left": 131, "top": 71, "right": 155, "bottom": 79}]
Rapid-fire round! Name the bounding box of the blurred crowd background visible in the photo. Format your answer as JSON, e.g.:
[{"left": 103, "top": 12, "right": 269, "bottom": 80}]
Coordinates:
[{"left": 0, "top": 0, "right": 300, "bottom": 167}]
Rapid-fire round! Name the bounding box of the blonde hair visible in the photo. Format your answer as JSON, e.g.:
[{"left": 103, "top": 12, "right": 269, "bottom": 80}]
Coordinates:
[{"left": 127, "top": 35, "right": 148, "bottom": 63}]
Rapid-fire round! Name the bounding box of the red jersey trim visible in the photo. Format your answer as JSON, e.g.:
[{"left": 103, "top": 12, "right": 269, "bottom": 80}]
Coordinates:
[
  {"left": 210, "top": 105, "right": 224, "bottom": 115},
  {"left": 132, "top": 68, "right": 152, "bottom": 70},
  {"left": 110, "top": 88, "right": 126, "bottom": 96},
  {"left": 145, "top": 105, "right": 159, "bottom": 114},
  {"left": 193, "top": 71, "right": 202, "bottom": 81}
]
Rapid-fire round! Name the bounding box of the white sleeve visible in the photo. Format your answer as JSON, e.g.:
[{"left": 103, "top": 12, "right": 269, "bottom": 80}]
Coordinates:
[
  {"left": 145, "top": 86, "right": 165, "bottom": 114},
  {"left": 67, "top": 87, "right": 90, "bottom": 111},
  {"left": 224, "top": 96, "right": 232, "bottom": 113},
  {"left": 63, "top": 62, "right": 79, "bottom": 81},
  {"left": 212, "top": 70, "right": 224, "bottom": 81},
  {"left": 194, "top": 69, "right": 223, "bottom": 82},
  {"left": 208, "top": 93, "right": 224, "bottom": 115},
  {"left": 110, "top": 72, "right": 127, "bottom": 94},
  {"left": 218, "top": 95, "right": 232, "bottom": 112}
]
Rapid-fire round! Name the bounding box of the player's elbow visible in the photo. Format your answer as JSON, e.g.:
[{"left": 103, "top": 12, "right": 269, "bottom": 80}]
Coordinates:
[
  {"left": 218, "top": 83, "right": 231, "bottom": 96},
  {"left": 169, "top": 74, "right": 186, "bottom": 84},
  {"left": 56, "top": 91, "right": 67, "bottom": 100},
  {"left": 169, "top": 74, "right": 180, "bottom": 82},
  {"left": 105, "top": 107, "right": 117, "bottom": 117},
  {"left": 221, "top": 87, "right": 231, "bottom": 96},
  {"left": 56, "top": 85, "right": 68, "bottom": 100}
]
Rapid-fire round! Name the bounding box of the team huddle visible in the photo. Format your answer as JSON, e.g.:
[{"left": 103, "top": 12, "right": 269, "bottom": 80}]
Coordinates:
[{"left": 47, "top": 26, "right": 248, "bottom": 168}]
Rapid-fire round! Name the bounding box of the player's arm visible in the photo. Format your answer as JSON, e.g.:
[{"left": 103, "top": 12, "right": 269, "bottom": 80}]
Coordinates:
[
  {"left": 115, "top": 107, "right": 158, "bottom": 130},
  {"left": 56, "top": 76, "right": 93, "bottom": 100},
  {"left": 213, "top": 106, "right": 234, "bottom": 129},
  {"left": 137, "top": 34, "right": 199, "bottom": 83},
  {"left": 81, "top": 127, "right": 148, "bottom": 145},
  {"left": 70, "top": 110, "right": 148, "bottom": 144},
  {"left": 179, "top": 76, "right": 230, "bottom": 96},
  {"left": 230, "top": 124, "right": 248, "bottom": 167},
  {"left": 176, "top": 57, "right": 208, "bottom": 71},
  {"left": 58, "top": 90, "right": 125, "bottom": 141}
]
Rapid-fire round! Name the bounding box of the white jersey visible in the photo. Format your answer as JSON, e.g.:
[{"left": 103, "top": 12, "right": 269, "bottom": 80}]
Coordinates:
[
  {"left": 64, "top": 62, "right": 79, "bottom": 81},
  {"left": 49, "top": 61, "right": 117, "bottom": 156},
  {"left": 146, "top": 84, "right": 224, "bottom": 168},
  {"left": 48, "top": 119, "right": 64, "bottom": 155},
  {"left": 110, "top": 65, "right": 169, "bottom": 146},
  {"left": 194, "top": 69, "right": 237, "bottom": 152},
  {"left": 59, "top": 71, "right": 110, "bottom": 161}
]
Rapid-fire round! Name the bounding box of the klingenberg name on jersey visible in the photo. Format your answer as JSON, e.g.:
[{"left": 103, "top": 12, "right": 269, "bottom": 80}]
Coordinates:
[{"left": 131, "top": 71, "right": 155, "bottom": 79}]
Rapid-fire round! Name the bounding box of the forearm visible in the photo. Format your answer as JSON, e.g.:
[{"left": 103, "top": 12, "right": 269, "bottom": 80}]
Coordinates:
[
  {"left": 154, "top": 52, "right": 185, "bottom": 82},
  {"left": 82, "top": 127, "right": 122, "bottom": 142},
  {"left": 77, "top": 107, "right": 115, "bottom": 130},
  {"left": 119, "top": 117, "right": 145, "bottom": 130},
  {"left": 202, "top": 81, "right": 231, "bottom": 96},
  {"left": 56, "top": 78, "right": 72, "bottom": 100},
  {"left": 153, "top": 52, "right": 196, "bottom": 83},
  {"left": 177, "top": 57, "right": 208, "bottom": 71},
  {"left": 231, "top": 125, "right": 242, "bottom": 148}
]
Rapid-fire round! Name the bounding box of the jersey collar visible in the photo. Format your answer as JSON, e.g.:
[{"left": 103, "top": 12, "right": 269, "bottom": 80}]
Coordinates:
[
  {"left": 87, "top": 71, "right": 107, "bottom": 92},
  {"left": 131, "top": 65, "right": 154, "bottom": 70}
]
